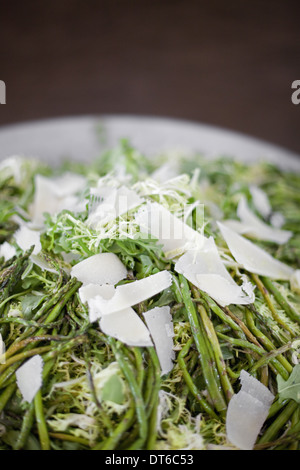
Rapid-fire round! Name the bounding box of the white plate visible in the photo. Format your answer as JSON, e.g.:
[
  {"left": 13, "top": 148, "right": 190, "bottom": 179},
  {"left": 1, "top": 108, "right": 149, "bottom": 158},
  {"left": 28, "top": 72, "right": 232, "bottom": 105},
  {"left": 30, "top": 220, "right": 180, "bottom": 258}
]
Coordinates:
[{"left": 0, "top": 114, "right": 299, "bottom": 171}]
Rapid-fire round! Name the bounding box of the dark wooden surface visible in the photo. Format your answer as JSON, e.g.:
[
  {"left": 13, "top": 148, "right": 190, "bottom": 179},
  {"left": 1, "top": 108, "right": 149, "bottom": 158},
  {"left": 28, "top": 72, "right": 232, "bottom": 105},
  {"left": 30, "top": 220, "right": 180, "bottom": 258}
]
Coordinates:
[{"left": 0, "top": 0, "right": 299, "bottom": 155}]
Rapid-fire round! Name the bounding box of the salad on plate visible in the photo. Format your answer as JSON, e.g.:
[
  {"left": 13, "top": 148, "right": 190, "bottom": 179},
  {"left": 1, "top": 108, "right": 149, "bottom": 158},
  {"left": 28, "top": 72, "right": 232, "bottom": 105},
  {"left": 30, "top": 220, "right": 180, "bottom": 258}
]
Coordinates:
[{"left": 0, "top": 139, "right": 300, "bottom": 451}]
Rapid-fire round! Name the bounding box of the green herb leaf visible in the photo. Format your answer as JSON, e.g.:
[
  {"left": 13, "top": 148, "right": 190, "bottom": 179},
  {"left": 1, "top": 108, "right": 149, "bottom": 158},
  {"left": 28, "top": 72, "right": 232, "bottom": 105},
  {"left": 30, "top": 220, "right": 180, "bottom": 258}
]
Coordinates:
[
  {"left": 101, "top": 374, "right": 125, "bottom": 405},
  {"left": 277, "top": 363, "right": 300, "bottom": 403}
]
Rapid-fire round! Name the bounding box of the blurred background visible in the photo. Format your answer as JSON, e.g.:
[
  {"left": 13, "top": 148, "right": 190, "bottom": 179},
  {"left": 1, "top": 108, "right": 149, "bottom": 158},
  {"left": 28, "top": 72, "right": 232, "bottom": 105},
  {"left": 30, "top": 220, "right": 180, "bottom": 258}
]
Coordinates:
[{"left": 0, "top": 0, "right": 299, "bottom": 154}]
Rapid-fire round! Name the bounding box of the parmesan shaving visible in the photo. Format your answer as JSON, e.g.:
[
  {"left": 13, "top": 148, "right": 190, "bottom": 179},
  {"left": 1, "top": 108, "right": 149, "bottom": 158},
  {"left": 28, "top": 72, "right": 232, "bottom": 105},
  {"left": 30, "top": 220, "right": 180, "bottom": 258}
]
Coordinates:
[
  {"left": 80, "top": 284, "right": 116, "bottom": 322},
  {"left": 49, "top": 172, "right": 87, "bottom": 198},
  {"left": 270, "top": 212, "right": 285, "bottom": 229},
  {"left": 221, "top": 196, "right": 292, "bottom": 244},
  {"left": 79, "top": 283, "right": 115, "bottom": 304},
  {"left": 217, "top": 222, "right": 294, "bottom": 280},
  {"left": 135, "top": 202, "right": 205, "bottom": 258},
  {"left": 0, "top": 333, "right": 6, "bottom": 364},
  {"left": 71, "top": 252, "right": 127, "bottom": 286},
  {"left": 99, "top": 307, "right": 153, "bottom": 347},
  {"left": 30, "top": 254, "right": 58, "bottom": 274},
  {"left": 0, "top": 156, "right": 24, "bottom": 184},
  {"left": 0, "top": 241, "right": 16, "bottom": 261},
  {"left": 87, "top": 185, "right": 144, "bottom": 228},
  {"left": 30, "top": 175, "right": 60, "bottom": 227},
  {"left": 30, "top": 173, "right": 87, "bottom": 228},
  {"left": 236, "top": 196, "right": 292, "bottom": 244},
  {"left": 14, "top": 225, "right": 58, "bottom": 273},
  {"left": 249, "top": 185, "right": 272, "bottom": 219},
  {"left": 16, "top": 355, "right": 44, "bottom": 403},
  {"left": 14, "top": 225, "right": 42, "bottom": 255},
  {"left": 87, "top": 270, "right": 173, "bottom": 317},
  {"left": 143, "top": 306, "right": 175, "bottom": 375},
  {"left": 291, "top": 270, "right": 300, "bottom": 295},
  {"left": 226, "top": 370, "right": 274, "bottom": 450},
  {"left": 151, "top": 162, "right": 179, "bottom": 183},
  {"left": 174, "top": 237, "right": 255, "bottom": 307}
]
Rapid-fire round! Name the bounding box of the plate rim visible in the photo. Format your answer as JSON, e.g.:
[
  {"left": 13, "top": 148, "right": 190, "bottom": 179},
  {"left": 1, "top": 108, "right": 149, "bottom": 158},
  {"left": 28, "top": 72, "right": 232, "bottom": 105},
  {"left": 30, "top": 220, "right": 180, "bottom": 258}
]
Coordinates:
[{"left": 0, "top": 113, "right": 299, "bottom": 169}]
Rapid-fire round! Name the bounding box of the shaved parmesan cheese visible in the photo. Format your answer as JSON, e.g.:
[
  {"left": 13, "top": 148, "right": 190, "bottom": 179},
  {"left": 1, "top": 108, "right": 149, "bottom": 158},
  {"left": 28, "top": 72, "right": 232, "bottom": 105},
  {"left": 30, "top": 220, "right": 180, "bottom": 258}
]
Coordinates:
[
  {"left": 87, "top": 185, "right": 144, "bottom": 228},
  {"left": 151, "top": 162, "right": 179, "bottom": 183},
  {"left": 30, "top": 173, "right": 86, "bottom": 227},
  {"left": 0, "top": 333, "right": 6, "bottom": 364},
  {"left": 0, "top": 156, "right": 23, "bottom": 184},
  {"left": 219, "top": 220, "right": 245, "bottom": 234},
  {"left": 195, "top": 275, "right": 254, "bottom": 307},
  {"left": 88, "top": 270, "right": 173, "bottom": 317},
  {"left": 30, "top": 175, "right": 64, "bottom": 227},
  {"left": 236, "top": 196, "right": 292, "bottom": 244},
  {"left": 143, "top": 306, "right": 175, "bottom": 375},
  {"left": 270, "top": 212, "right": 285, "bottom": 229},
  {"left": 217, "top": 222, "right": 294, "bottom": 280},
  {"left": 249, "top": 185, "right": 272, "bottom": 219},
  {"left": 99, "top": 307, "right": 153, "bottom": 347},
  {"left": 226, "top": 370, "right": 274, "bottom": 450},
  {"left": 71, "top": 253, "right": 127, "bottom": 286},
  {"left": 30, "top": 254, "right": 58, "bottom": 274},
  {"left": 240, "top": 274, "right": 256, "bottom": 299},
  {"left": 48, "top": 172, "right": 87, "bottom": 199},
  {"left": 79, "top": 283, "right": 115, "bottom": 304},
  {"left": 13, "top": 225, "right": 58, "bottom": 273},
  {"left": 135, "top": 202, "right": 205, "bottom": 258},
  {"left": 174, "top": 238, "right": 255, "bottom": 307},
  {"left": 175, "top": 237, "right": 233, "bottom": 282},
  {"left": 106, "top": 186, "right": 144, "bottom": 215},
  {"left": 291, "top": 270, "right": 300, "bottom": 294},
  {"left": 80, "top": 284, "right": 116, "bottom": 322},
  {"left": 80, "top": 282, "right": 154, "bottom": 346},
  {"left": 14, "top": 225, "right": 42, "bottom": 255},
  {"left": 56, "top": 195, "right": 87, "bottom": 214},
  {"left": 221, "top": 196, "right": 292, "bottom": 244},
  {"left": 16, "top": 355, "right": 44, "bottom": 403},
  {"left": 0, "top": 241, "right": 16, "bottom": 261}
]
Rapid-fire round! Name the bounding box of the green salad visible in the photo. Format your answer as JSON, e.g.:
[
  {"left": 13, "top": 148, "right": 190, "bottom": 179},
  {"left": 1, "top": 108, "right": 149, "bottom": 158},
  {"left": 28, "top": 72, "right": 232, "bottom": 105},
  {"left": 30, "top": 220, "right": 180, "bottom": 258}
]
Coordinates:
[{"left": 0, "top": 140, "right": 300, "bottom": 451}]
